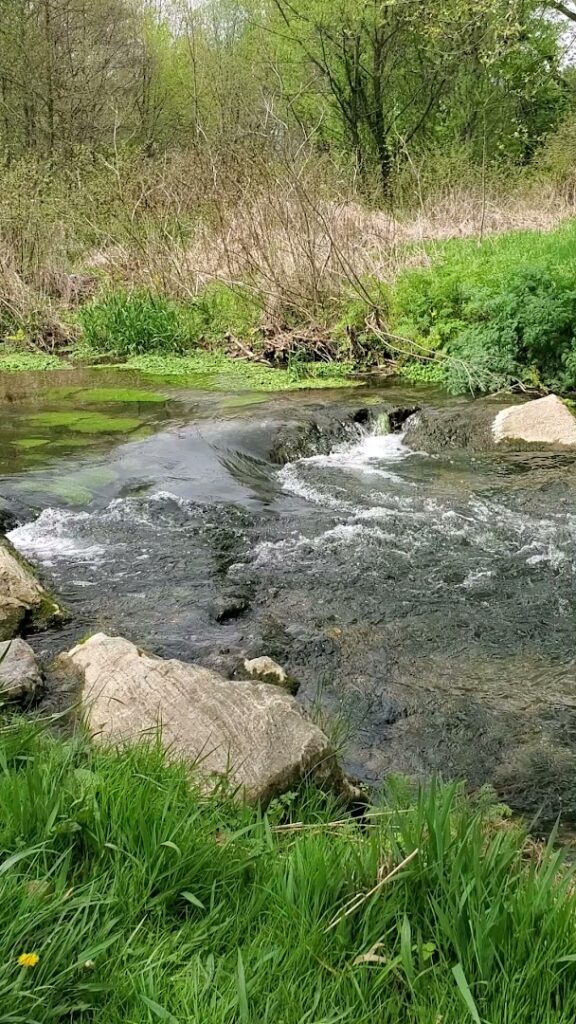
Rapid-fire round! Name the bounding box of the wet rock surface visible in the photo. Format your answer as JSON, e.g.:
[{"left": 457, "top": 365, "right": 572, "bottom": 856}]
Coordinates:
[
  {"left": 0, "top": 638, "right": 43, "bottom": 700},
  {"left": 0, "top": 536, "right": 63, "bottom": 640},
  {"left": 58, "top": 633, "right": 336, "bottom": 805},
  {"left": 404, "top": 403, "right": 500, "bottom": 452}
]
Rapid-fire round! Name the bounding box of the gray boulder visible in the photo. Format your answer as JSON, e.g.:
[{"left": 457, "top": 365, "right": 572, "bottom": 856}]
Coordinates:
[
  {"left": 57, "top": 633, "right": 336, "bottom": 805},
  {"left": 493, "top": 394, "right": 576, "bottom": 446},
  {"left": 0, "top": 639, "right": 43, "bottom": 700},
  {"left": 0, "top": 536, "right": 63, "bottom": 640}
]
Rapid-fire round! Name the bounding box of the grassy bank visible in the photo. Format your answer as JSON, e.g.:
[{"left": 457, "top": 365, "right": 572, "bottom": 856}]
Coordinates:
[
  {"left": 2, "top": 201, "right": 576, "bottom": 396},
  {"left": 2, "top": 718, "right": 576, "bottom": 1023}
]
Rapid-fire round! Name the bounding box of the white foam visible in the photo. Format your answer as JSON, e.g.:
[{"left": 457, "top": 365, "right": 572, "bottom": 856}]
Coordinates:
[
  {"left": 8, "top": 508, "right": 105, "bottom": 566},
  {"left": 278, "top": 429, "right": 415, "bottom": 506}
]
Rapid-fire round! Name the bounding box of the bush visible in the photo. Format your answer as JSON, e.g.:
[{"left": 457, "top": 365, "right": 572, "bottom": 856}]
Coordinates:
[
  {"left": 79, "top": 290, "right": 196, "bottom": 355},
  {"left": 392, "top": 223, "right": 576, "bottom": 394}
]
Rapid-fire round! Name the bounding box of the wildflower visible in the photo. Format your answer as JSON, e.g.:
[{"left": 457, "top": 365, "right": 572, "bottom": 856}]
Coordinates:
[{"left": 18, "top": 952, "right": 39, "bottom": 968}]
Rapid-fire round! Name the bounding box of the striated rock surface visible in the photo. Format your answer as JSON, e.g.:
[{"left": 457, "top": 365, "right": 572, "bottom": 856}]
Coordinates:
[
  {"left": 58, "top": 633, "right": 335, "bottom": 804},
  {"left": 493, "top": 394, "right": 576, "bottom": 446},
  {"left": 0, "top": 536, "right": 63, "bottom": 640},
  {"left": 0, "top": 639, "right": 43, "bottom": 700}
]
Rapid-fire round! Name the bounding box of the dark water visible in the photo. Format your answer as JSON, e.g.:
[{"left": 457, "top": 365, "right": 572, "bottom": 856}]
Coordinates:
[{"left": 2, "top": 369, "right": 576, "bottom": 822}]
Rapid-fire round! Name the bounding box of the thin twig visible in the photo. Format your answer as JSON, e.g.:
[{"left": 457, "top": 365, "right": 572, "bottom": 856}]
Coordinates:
[{"left": 325, "top": 847, "right": 419, "bottom": 932}]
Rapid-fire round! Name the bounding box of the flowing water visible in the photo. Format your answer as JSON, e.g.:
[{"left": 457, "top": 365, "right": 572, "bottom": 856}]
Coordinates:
[{"left": 2, "top": 368, "right": 576, "bottom": 822}]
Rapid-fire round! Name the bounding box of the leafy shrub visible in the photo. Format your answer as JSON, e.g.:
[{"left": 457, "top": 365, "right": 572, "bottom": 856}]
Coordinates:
[{"left": 392, "top": 224, "right": 576, "bottom": 394}]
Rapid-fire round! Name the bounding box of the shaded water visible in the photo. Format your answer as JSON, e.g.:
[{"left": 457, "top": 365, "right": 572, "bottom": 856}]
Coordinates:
[{"left": 2, "top": 368, "right": 576, "bottom": 822}]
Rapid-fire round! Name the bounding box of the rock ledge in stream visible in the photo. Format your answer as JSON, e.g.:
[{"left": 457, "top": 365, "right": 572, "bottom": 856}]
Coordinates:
[
  {"left": 58, "top": 633, "right": 336, "bottom": 805},
  {"left": 404, "top": 394, "right": 576, "bottom": 453},
  {"left": 0, "top": 536, "right": 64, "bottom": 640},
  {"left": 269, "top": 404, "right": 418, "bottom": 464}
]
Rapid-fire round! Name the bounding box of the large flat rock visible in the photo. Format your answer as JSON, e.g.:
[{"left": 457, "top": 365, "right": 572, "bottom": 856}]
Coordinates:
[
  {"left": 493, "top": 394, "right": 576, "bottom": 446},
  {"left": 58, "top": 633, "right": 336, "bottom": 804},
  {"left": 0, "top": 537, "right": 63, "bottom": 640}
]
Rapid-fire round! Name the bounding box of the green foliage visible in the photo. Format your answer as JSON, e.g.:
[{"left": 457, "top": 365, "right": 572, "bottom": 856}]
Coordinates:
[
  {"left": 191, "top": 283, "right": 262, "bottom": 346},
  {"left": 79, "top": 286, "right": 262, "bottom": 357},
  {"left": 392, "top": 222, "right": 576, "bottom": 394},
  {"left": 79, "top": 291, "right": 197, "bottom": 356},
  {"left": 1, "top": 720, "right": 576, "bottom": 1022},
  {"left": 398, "top": 361, "right": 446, "bottom": 386},
  {"left": 331, "top": 279, "right": 391, "bottom": 361},
  {"left": 0, "top": 352, "right": 62, "bottom": 372}
]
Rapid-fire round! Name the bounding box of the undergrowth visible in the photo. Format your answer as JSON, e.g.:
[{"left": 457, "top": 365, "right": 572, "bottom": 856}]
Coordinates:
[
  {"left": 3, "top": 219, "right": 576, "bottom": 398},
  {"left": 1, "top": 718, "right": 576, "bottom": 1023},
  {"left": 393, "top": 221, "right": 576, "bottom": 394}
]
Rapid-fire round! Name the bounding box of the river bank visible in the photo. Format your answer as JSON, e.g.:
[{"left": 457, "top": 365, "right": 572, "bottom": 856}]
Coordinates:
[
  {"left": 3, "top": 219, "right": 576, "bottom": 400},
  {"left": 4, "top": 716, "right": 576, "bottom": 1024},
  {"left": 2, "top": 371, "right": 576, "bottom": 1019}
]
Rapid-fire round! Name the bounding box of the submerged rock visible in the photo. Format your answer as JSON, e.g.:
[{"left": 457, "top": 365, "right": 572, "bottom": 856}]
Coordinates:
[
  {"left": 242, "top": 656, "right": 299, "bottom": 695},
  {"left": 403, "top": 404, "right": 497, "bottom": 453},
  {"left": 0, "top": 536, "right": 63, "bottom": 640},
  {"left": 0, "top": 638, "right": 43, "bottom": 700},
  {"left": 210, "top": 592, "right": 250, "bottom": 623},
  {"left": 493, "top": 394, "right": 576, "bottom": 446},
  {"left": 58, "top": 633, "right": 336, "bottom": 804}
]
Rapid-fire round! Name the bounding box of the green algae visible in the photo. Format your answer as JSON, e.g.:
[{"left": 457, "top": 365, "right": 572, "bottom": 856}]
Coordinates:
[
  {"left": 27, "top": 411, "right": 141, "bottom": 434},
  {"left": 120, "top": 354, "right": 358, "bottom": 392},
  {"left": 46, "top": 386, "right": 166, "bottom": 404},
  {"left": 11, "top": 437, "right": 51, "bottom": 449},
  {"left": 12, "top": 477, "right": 93, "bottom": 506}
]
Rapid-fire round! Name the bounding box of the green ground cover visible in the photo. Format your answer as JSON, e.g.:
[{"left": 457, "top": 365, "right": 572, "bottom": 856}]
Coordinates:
[{"left": 1, "top": 718, "right": 576, "bottom": 1024}]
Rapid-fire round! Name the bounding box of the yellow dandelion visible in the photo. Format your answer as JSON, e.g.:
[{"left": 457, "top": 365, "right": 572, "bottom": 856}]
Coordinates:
[{"left": 18, "top": 952, "right": 39, "bottom": 968}]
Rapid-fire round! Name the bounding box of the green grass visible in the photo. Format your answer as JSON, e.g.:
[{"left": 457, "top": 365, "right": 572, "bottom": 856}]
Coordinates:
[
  {"left": 2, "top": 718, "right": 576, "bottom": 1023},
  {"left": 78, "top": 285, "right": 262, "bottom": 358}
]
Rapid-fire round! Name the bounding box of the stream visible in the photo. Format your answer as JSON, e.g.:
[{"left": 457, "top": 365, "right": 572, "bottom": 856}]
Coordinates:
[{"left": 2, "top": 367, "right": 576, "bottom": 823}]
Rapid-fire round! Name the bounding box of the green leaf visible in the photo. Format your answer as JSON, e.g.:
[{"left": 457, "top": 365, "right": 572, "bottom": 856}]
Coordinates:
[
  {"left": 452, "top": 963, "right": 481, "bottom": 1024},
  {"left": 0, "top": 845, "right": 45, "bottom": 876},
  {"left": 141, "top": 995, "right": 180, "bottom": 1023},
  {"left": 181, "top": 890, "right": 205, "bottom": 910},
  {"left": 160, "top": 841, "right": 181, "bottom": 854},
  {"left": 237, "top": 948, "right": 249, "bottom": 1022}
]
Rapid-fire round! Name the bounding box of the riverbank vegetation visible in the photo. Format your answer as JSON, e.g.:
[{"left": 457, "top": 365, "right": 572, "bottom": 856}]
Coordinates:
[
  {"left": 2, "top": 0, "right": 576, "bottom": 393},
  {"left": 2, "top": 716, "right": 576, "bottom": 1023}
]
